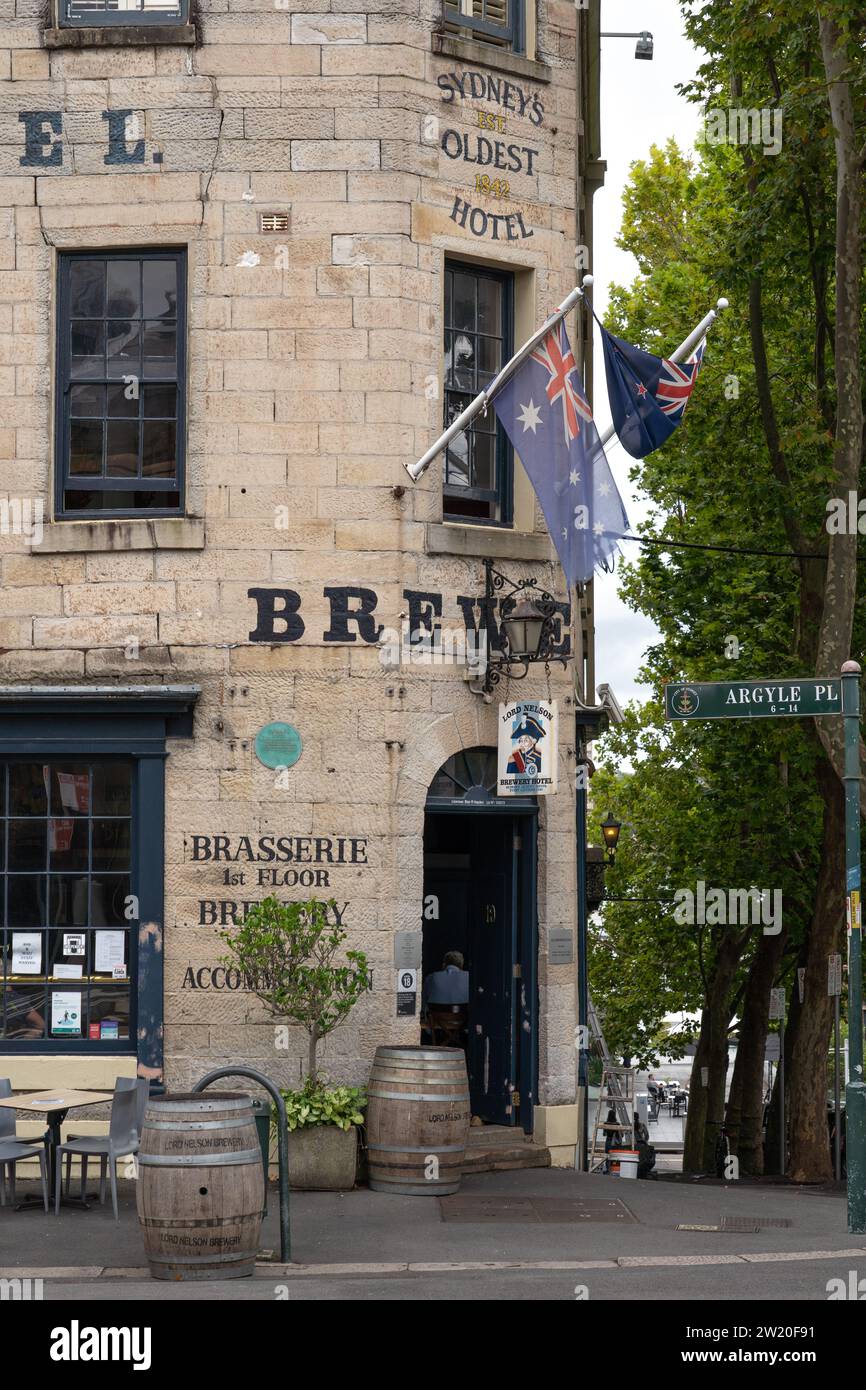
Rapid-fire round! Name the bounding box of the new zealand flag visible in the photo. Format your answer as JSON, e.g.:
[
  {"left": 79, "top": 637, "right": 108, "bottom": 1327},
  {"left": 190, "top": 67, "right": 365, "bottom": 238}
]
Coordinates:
[
  {"left": 601, "top": 327, "right": 706, "bottom": 460},
  {"left": 492, "top": 321, "right": 629, "bottom": 587}
]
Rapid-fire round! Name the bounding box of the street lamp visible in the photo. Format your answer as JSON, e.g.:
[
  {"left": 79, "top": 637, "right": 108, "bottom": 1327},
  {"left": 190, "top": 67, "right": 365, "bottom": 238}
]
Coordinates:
[
  {"left": 471, "top": 558, "right": 568, "bottom": 697},
  {"left": 600, "top": 30, "right": 654, "bottom": 60},
  {"left": 600, "top": 810, "right": 622, "bottom": 863}
]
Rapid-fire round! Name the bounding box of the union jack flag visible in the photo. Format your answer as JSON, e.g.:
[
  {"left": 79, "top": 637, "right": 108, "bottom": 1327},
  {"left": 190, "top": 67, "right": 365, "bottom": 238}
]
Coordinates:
[
  {"left": 530, "top": 321, "right": 593, "bottom": 442},
  {"left": 657, "top": 340, "right": 706, "bottom": 420}
]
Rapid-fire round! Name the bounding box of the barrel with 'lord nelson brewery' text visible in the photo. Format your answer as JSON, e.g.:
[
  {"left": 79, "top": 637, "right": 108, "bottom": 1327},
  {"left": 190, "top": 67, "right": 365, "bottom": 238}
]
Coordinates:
[
  {"left": 136, "top": 1092, "right": 264, "bottom": 1280},
  {"left": 366, "top": 1046, "right": 470, "bottom": 1196}
]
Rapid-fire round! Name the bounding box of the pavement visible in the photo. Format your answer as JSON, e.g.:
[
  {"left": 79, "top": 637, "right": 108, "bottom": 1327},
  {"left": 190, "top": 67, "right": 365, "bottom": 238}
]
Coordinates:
[{"left": 0, "top": 1165, "right": 862, "bottom": 1301}]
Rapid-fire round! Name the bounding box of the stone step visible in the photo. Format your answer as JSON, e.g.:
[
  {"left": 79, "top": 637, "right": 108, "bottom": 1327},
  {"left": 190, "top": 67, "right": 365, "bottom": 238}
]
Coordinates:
[{"left": 462, "top": 1144, "right": 552, "bottom": 1173}]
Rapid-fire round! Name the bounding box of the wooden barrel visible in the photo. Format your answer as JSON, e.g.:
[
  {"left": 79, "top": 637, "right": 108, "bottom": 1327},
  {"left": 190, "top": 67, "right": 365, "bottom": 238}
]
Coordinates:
[
  {"left": 366, "top": 1046, "right": 470, "bottom": 1195},
  {"left": 136, "top": 1092, "right": 264, "bottom": 1281}
]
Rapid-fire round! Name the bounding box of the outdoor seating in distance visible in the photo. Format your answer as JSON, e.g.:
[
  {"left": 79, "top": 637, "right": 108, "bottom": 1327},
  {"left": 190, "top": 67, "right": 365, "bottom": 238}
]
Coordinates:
[{"left": 0, "top": 1077, "right": 49, "bottom": 1213}]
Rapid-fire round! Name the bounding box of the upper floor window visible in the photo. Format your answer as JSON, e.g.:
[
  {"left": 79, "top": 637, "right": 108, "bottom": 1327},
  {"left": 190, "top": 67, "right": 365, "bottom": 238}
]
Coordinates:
[
  {"left": 443, "top": 262, "right": 513, "bottom": 527},
  {"left": 55, "top": 250, "right": 186, "bottom": 518},
  {"left": 60, "top": 0, "right": 188, "bottom": 24},
  {"left": 443, "top": 0, "right": 522, "bottom": 52}
]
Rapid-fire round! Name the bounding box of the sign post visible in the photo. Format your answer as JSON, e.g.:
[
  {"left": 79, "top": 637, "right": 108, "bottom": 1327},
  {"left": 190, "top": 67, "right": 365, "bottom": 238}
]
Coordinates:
[
  {"left": 842, "top": 661, "right": 865, "bottom": 1228},
  {"left": 829, "top": 953, "right": 843, "bottom": 1182},
  {"left": 665, "top": 663, "right": 863, "bottom": 1229}
]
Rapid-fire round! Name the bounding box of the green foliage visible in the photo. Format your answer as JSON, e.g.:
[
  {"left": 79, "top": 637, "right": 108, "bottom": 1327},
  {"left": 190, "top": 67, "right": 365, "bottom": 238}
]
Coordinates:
[
  {"left": 219, "top": 896, "right": 372, "bottom": 1082},
  {"left": 278, "top": 1078, "right": 366, "bottom": 1133}
]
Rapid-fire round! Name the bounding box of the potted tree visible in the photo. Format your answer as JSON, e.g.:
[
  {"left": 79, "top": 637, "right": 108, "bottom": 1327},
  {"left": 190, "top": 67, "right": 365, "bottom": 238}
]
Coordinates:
[{"left": 220, "top": 896, "right": 371, "bottom": 1190}]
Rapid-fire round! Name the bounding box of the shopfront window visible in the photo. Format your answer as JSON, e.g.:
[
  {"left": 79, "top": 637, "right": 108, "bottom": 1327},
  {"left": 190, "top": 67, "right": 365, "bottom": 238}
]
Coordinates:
[
  {"left": 442, "top": 0, "right": 522, "bottom": 52},
  {"left": 0, "top": 762, "right": 134, "bottom": 1047},
  {"left": 60, "top": 1, "right": 188, "bottom": 24}
]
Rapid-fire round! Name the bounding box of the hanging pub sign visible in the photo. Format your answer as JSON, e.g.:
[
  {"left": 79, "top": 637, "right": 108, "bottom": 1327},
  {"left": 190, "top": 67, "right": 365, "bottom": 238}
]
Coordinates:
[{"left": 497, "top": 700, "right": 558, "bottom": 797}]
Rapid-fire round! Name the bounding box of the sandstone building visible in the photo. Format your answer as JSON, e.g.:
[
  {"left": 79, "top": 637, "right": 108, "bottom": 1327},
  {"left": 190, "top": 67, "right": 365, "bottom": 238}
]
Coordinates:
[{"left": 0, "top": 0, "right": 604, "bottom": 1165}]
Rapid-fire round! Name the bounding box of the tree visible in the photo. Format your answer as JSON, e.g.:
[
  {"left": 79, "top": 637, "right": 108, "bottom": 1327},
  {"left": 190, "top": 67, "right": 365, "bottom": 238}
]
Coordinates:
[{"left": 220, "top": 896, "right": 372, "bottom": 1083}]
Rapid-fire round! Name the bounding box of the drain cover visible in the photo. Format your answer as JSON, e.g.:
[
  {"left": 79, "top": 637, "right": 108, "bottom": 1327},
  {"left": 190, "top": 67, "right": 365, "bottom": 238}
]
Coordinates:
[
  {"left": 438, "top": 1196, "right": 637, "bottom": 1224},
  {"left": 719, "top": 1215, "right": 792, "bottom": 1232}
]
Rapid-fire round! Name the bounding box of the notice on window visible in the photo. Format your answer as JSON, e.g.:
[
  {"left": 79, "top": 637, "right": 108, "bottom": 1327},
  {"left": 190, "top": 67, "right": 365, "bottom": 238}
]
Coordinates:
[
  {"left": 54, "top": 963, "right": 83, "bottom": 980},
  {"left": 12, "top": 932, "right": 41, "bottom": 974},
  {"left": 51, "top": 992, "right": 82, "bottom": 1036},
  {"left": 63, "top": 933, "right": 85, "bottom": 958},
  {"left": 95, "top": 930, "right": 125, "bottom": 974}
]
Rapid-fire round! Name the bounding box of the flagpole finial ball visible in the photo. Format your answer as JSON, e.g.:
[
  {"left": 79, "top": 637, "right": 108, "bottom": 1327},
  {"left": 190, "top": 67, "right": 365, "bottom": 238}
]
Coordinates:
[
  {"left": 842, "top": 660, "right": 862, "bottom": 675},
  {"left": 582, "top": 274, "right": 594, "bottom": 287},
  {"left": 717, "top": 297, "right": 729, "bottom": 310}
]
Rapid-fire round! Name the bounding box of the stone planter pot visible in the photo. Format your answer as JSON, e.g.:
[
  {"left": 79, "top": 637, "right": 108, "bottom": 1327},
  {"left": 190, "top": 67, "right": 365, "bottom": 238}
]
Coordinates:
[{"left": 286, "top": 1124, "right": 358, "bottom": 1191}]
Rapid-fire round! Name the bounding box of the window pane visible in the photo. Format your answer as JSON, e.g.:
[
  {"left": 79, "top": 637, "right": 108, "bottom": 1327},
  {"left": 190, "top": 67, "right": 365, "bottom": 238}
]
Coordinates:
[
  {"left": 49, "top": 818, "right": 89, "bottom": 872},
  {"left": 9, "top": 766, "right": 48, "bottom": 816},
  {"left": 106, "top": 321, "right": 141, "bottom": 378},
  {"left": 143, "top": 260, "right": 178, "bottom": 319},
  {"left": 92, "top": 764, "right": 131, "bottom": 816},
  {"left": 477, "top": 277, "right": 502, "bottom": 336},
  {"left": 106, "top": 382, "right": 139, "bottom": 418},
  {"left": 47, "top": 766, "right": 90, "bottom": 816},
  {"left": 92, "top": 876, "right": 131, "bottom": 927},
  {"left": 143, "top": 385, "right": 176, "bottom": 418},
  {"left": 451, "top": 272, "right": 476, "bottom": 332},
  {"left": 447, "top": 334, "right": 475, "bottom": 391},
  {"left": 70, "top": 384, "right": 105, "bottom": 418},
  {"left": 92, "top": 820, "right": 131, "bottom": 872},
  {"left": 64, "top": 489, "right": 181, "bottom": 512},
  {"left": 50, "top": 876, "right": 91, "bottom": 928},
  {"left": 2, "top": 984, "right": 46, "bottom": 1041},
  {"left": 8, "top": 821, "right": 47, "bottom": 871},
  {"left": 70, "top": 321, "right": 104, "bottom": 379},
  {"left": 445, "top": 434, "right": 471, "bottom": 487},
  {"left": 142, "top": 420, "right": 176, "bottom": 478},
  {"left": 478, "top": 335, "right": 501, "bottom": 385},
  {"left": 68, "top": 0, "right": 184, "bottom": 17},
  {"left": 106, "top": 419, "right": 140, "bottom": 477},
  {"left": 471, "top": 429, "right": 494, "bottom": 491},
  {"left": 89, "top": 985, "right": 130, "bottom": 1041},
  {"left": 142, "top": 322, "right": 176, "bottom": 379},
  {"left": 8, "top": 877, "right": 48, "bottom": 928},
  {"left": 106, "top": 259, "right": 140, "bottom": 318},
  {"left": 69, "top": 260, "right": 104, "bottom": 318},
  {"left": 70, "top": 420, "right": 104, "bottom": 475}
]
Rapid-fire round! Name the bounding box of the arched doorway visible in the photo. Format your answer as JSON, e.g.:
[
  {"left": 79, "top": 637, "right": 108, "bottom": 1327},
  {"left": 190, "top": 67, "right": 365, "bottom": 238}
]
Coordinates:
[{"left": 423, "top": 747, "right": 538, "bottom": 1131}]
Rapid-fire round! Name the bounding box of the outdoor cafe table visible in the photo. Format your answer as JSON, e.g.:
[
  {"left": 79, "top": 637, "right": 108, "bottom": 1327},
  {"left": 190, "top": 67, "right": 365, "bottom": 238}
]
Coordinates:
[{"left": 0, "top": 1089, "right": 112, "bottom": 1211}]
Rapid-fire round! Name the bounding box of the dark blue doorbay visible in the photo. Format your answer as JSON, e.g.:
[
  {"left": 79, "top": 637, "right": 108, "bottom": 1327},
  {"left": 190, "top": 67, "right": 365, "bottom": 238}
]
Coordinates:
[{"left": 423, "top": 747, "right": 538, "bottom": 1132}]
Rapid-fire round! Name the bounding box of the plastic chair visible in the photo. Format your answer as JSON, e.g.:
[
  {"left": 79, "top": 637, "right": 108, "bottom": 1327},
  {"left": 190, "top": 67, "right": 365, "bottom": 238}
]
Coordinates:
[
  {"left": 63, "top": 1076, "right": 149, "bottom": 1196},
  {"left": 55, "top": 1084, "right": 140, "bottom": 1221},
  {"left": 0, "top": 1078, "right": 49, "bottom": 1213}
]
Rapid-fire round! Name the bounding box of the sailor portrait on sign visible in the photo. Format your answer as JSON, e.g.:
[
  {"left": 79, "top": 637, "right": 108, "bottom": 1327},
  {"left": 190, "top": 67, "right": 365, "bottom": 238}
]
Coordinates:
[{"left": 507, "top": 713, "right": 546, "bottom": 777}]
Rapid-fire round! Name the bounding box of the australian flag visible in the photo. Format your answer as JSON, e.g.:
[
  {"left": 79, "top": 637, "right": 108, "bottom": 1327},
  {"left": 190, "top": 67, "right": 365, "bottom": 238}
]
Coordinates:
[
  {"left": 492, "top": 320, "right": 629, "bottom": 587},
  {"left": 601, "top": 327, "right": 706, "bottom": 459}
]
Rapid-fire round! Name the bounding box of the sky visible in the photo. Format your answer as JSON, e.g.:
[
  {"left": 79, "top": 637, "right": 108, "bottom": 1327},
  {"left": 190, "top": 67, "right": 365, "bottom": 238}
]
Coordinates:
[{"left": 589, "top": 0, "right": 706, "bottom": 711}]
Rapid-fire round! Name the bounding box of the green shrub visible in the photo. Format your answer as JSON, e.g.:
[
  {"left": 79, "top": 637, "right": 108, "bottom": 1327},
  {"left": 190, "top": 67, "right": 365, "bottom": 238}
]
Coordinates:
[{"left": 278, "top": 1078, "right": 367, "bottom": 1133}]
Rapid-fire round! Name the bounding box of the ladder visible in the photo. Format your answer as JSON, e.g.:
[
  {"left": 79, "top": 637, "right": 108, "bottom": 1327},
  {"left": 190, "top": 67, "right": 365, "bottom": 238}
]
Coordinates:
[{"left": 587, "top": 992, "right": 636, "bottom": 1173}]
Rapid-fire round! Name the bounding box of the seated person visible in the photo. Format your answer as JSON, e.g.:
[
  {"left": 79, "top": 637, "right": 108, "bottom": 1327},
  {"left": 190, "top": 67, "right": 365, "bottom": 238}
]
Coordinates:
[
  {"left": 423, "top": 950, "right": 470, "bottom": 1008},
  {"left": 634, "top": 1112, "right": 656, "bottom": 1178}
]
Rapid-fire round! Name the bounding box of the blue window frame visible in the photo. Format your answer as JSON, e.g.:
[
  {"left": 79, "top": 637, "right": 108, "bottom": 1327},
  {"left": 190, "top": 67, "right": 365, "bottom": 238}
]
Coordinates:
[
  {"left": 0, "top": 687, "right": 198, "bottom": 1080},
  {"left": 443, "top": 261, "right": 514, "bottom": 526},
  {"left": 443, "top": 0, "right": 523, "bottom": 52},
  {"left": 60, "top": 0, "right": 189, "bottom": 24},
  {"left": 55, "top": 249, "right": 187, "bottom": 519}
]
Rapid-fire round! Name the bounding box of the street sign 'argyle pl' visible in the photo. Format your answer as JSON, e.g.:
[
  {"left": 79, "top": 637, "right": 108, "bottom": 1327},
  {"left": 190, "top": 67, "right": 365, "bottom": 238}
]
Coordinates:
[{"left": 492, "top": 321, "right": 630, "bottom": 587}]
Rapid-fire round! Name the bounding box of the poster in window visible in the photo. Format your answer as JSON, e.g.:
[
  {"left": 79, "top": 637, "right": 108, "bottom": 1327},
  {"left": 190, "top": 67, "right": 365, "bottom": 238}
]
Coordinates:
[
  {"left": 51, "top": 992, "right": 82, "bottom": 1036},
  {"left": 63, "top": 933, "right": 86, "bottom": 958},
  {"left": 12, "top": 933, "right": 42, "bottom": 974},
  {"left": 497, "top": 699, "right": 558, "bottom": 796},
  {"left": 95, "top": 930, "right": 125, "bottom": 974}
]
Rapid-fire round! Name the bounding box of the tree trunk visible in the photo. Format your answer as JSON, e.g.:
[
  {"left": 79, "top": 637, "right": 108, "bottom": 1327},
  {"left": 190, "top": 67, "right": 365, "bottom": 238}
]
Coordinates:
[
  {"left": 786, "top": 755, "right": 845, "bottom": 1181},
  {"left": 683, "top": 931, "right": 744, "bottom": 1172},
  {"left": 726, "top": 922, "right": 788, "bottom": 1174},
  {"left": 308, "top": 1024, "right": 319, "bottom": 1085}
]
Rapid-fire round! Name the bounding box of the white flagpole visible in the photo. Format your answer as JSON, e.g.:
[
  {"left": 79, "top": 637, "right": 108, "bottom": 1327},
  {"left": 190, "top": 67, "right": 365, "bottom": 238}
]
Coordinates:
[
  {"left": 595, "top": 296, "right": 729, "bottom": 450},
  {"left": 405, "top": 281, "right": 588, "bottom": 483}
]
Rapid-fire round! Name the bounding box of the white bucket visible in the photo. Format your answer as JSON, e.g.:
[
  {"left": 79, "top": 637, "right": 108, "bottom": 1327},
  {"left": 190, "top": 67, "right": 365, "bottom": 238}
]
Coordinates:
[{"left": 610, "top": 1148, "right": 639, "bottom": 1179}]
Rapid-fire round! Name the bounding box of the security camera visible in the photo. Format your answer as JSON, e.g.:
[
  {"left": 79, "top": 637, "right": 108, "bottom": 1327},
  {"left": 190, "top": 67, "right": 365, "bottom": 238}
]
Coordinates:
[
  {"left": 635, "top": 31, "right": 654, "bottom": 60},
  {"left": 597, "top": 683, "right": 625, "bottom": 726}
]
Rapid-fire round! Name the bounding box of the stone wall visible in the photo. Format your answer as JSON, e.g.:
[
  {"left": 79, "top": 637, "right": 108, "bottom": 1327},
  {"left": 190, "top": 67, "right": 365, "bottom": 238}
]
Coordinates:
[{"left": 0, "top": 0, "right": 581, "bottom": 1114}]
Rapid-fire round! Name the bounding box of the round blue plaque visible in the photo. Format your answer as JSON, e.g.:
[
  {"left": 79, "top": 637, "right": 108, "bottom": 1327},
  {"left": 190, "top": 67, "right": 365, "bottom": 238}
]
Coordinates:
[{"left": 254, "top": 722, "right": 303, "bottom": 770}]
